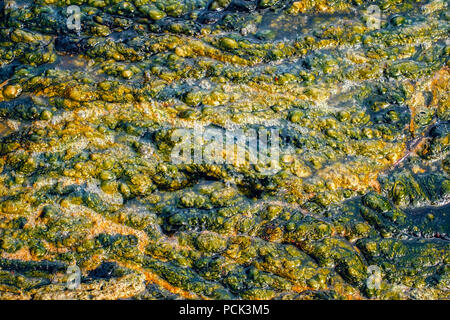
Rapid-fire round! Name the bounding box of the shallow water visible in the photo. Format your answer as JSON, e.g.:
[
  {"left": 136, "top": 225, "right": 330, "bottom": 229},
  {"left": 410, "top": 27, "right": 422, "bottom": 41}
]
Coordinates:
[{"left": 0, "top": 0, "right": 449, "bottom": 300}]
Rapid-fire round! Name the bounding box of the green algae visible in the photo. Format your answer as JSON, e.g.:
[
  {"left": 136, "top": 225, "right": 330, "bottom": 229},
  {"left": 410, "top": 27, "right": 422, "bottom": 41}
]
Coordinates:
[{"left": 0, "top": 0, "right": 448, "bottom": 300}]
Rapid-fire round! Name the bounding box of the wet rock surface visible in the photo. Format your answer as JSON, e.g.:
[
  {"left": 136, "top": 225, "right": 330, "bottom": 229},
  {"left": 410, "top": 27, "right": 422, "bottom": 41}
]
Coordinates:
[{"left": 0, "top": 0, "right": 448, "bottom": 299}]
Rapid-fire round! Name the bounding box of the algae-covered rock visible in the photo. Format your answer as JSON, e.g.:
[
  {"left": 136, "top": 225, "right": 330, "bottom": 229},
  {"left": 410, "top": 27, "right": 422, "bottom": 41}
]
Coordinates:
[{"left": 0, "top": 0, "right": 449, "bottom": 301}]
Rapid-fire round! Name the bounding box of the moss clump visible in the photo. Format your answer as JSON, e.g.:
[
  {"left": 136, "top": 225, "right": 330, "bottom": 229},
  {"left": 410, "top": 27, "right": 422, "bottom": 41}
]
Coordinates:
[{"left": 196, "top": 233, "right": 227, "bottom": 253}]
